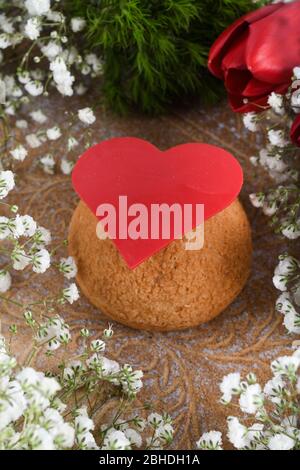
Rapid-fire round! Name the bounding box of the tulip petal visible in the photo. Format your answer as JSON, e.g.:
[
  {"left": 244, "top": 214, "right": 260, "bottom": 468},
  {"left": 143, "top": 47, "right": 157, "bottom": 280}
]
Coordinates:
[
  {"left": 225, "top": 68, "right": 251, "bottom": 95},
  {"left": 208, "top": 3, "right": 283, "bottom": 78},
  {"left": 246, "top": 1, "right": 300, "bottom": 84}
]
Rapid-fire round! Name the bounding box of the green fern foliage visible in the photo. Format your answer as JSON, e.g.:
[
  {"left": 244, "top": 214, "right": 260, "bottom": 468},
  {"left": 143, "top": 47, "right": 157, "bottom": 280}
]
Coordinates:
[{"left": 67, "top": 0, "right": 263, "bottom": 114}]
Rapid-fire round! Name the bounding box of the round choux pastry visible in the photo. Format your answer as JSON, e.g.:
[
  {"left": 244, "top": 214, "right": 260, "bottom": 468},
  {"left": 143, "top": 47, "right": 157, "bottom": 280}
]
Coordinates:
[{"left": 68, "top": 199, "right": 252, "bottom": 331}]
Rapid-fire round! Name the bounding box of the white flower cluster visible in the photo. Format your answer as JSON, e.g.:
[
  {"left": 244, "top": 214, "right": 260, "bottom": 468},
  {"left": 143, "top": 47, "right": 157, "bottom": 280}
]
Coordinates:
[
  {"left": 0, "top": 0, "right": 99, "bottom": 176},
  {"left": 100, "top": 412, "right": 174, "bottom": 450},
  {"left": 246, "top": 69, "right": 300, "bottom": 239},
  {"left": 66, "top": 335, "right": 144, "bottom": 399},
  {"left": 0, "top": 335, "right": 74, "bottom": 450},
  {"left": 0, "top": 319, "right": 172, "bottom": 451},
  {"left": 273, "top": 255, "right": 300, "bottom": 334},
  {"left": 198, "top": 347, "right": 300, "bottom": 450},
  {"left": 0, "top": 210, "right": 53, "bottom": 293}
]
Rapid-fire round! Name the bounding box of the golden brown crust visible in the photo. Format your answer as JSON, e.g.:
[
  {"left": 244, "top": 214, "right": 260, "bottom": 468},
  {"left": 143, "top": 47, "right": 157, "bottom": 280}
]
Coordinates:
[{"left": 68, "top": 200, "right": 252, "bottom": 331}]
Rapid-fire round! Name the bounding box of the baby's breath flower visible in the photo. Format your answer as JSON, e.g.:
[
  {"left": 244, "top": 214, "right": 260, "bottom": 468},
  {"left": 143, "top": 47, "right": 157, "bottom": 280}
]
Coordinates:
[
  {"left": 103, "top": 324, "right": 113, "bottom": 339},
  {"left": 90, "top": 339, "right": 105, "bottom": 353},
  {"left": 71, "top": 18, "right": 86, "bottom": 33},
  {"left": 24, "top": 80, "right": 43, "bottom": 96},
  {"left": 11, "top": 248, "right": 30, "bottom": 271},
  {"left": 238, "top": 383, "right": 263, "bottom": 414},
  {"left": 59, "top": 256, "right": 77, "bottom": 279},
  {"left": 249, "top": 192, "right": 264, "bottom": 208},
  {"left": 31, "top": 248, "right": 51, "bottom": 273},
  {"left": 29, "top": 109, "right": 47, "bottom": 124},
  {"left": 243, "top": 112, "right": 258, "bottom": 132},
  {"left": 268, "top": 129, "right": 287, "bottom": 148},
  {"left": 62, "top": 283, "right": 80, "bottom": 304},
  {"left": 197, "top": 430, "right": 223, "bottom": 450},
  {"left": 33, "top": 226, "right": 51, "bottom": 247},
  {"left": 0, "top": 270, "right": 11, "bottom": 293},
  {"left": 41, "top": 41, "right": 62, "bottom": 60},
  {"left": 26, "top": 133, "right": 43, "bottom": 149},
  {"left": 19, "top": 215, "right": 37, "bottom": 237},
  {"left": 46, "top": 126, "right": 62, "bottom": 141},
  {"left": 24, "top": 17, "right": 41, "bottom": 40},
  {"left": 60, "top": 158, "right": 74, "bottom": 175},
  {"left": 40, "top": 154, "right": 55, "bottom": 175},
  {"left": 0, "top": 170, "right": 15, "bottom": 199},
  {"left": 25, "top": 0, "right": 51, "bottom": 17},
  {"left": 78, "top": 107, "right": 96, "bottom": 125},
  {"left": 16, "top": 119, "right": 28, "bottom": 129},
  {"left": 267, "top": 92, "right": 284, "bottom": 115},
  {"left": 67, "top": 136, "right": 79, "bottom": 151},
  {"left": 219, "top": 372, "right": 240, "bottom": 403},
  {"left": 268, "top": 434, "right": 295, "bottom": 450},
  {"left": 102, "top": 429, "right": 131, "bottom": 450},
  {"left": 10, "top": 144, "right": 28, "bottom": 162}
]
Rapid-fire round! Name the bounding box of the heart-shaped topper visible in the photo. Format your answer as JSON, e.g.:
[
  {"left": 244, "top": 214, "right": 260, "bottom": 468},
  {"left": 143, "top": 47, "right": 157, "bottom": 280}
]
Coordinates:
[{"left": 72, "top": 137, "right": 243, "bottom": 269}]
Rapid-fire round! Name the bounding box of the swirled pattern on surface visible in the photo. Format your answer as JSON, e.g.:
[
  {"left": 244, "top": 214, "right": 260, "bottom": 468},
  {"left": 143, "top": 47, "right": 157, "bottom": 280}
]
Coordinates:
[{"left": 1, "top": 94, "right": 296, "bottom": 449}]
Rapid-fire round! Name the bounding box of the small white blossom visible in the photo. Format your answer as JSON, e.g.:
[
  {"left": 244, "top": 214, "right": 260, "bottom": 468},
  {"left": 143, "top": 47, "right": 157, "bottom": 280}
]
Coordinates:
[
  {"left": 62, "top": 283, "right": 80, "bottom": 304},
  {"left": 268, "top": 434, "right": 295, "bottom": 450},
  {"left": 75, "top": 83, "right": 87, "bottom": 95},
  {"left": 30, "top": 109, "right": 47, "bottom": 124},
  {"left": 0, "top": 170, "right": 15, "bottom": 199},
  {"left": 34, "top": 226, "right": 51, "bottom": 246},
  {"left": 46, "top": 126, "right": 62, "bottom": 141},
  {"left": 271, "top": 355, "right": 300, "bottom": 376},
  {"left": 281, "top": 221, "right": 300, "bottom": 240},
  {"left": 78, "top": 107, "right": 96, "bottom": 125},
  {"left": 71, "top": 18, "right": 86, "bottom": 33},
  {"left": 40, "top": 154, "right": 55, "bottom": 174},
  {"left": 243, "top": 112, "right": 258, "bottom": 132},
  {"left": 25, "top": 80, "right": 43, "bottom": 96},
  {"left": 239, "top": 383, "right": 263, "bottom": 414},
  {"left": 10, "top": 145, "right": 28, "bottom": 162},
  {"left": 32, "top": 248, "right": 51, "bottom": 273},
  {"left": 60, "top": 159, "right": 74, "bottom": 175},
  {"left": 0, "top": 270, "right": 11, "bottom": 293},
  {"left": 41, "top": 41, "right": 62, "bottom": 60},
  {"left": 12, "top": 248, "right": 30, "bottom": 271},
  {"left": 264, "top": 376, "right": 285, "bottom": 404},
  {"left": 268, "top": 129, "right": 287, "bottom": 148},
  {"left": 59, "top": 256, "right": 77, "bottom": 279},
  {"left": 283, "top": 310, "right": 300, "bottom": 334},
  {"left": 19, "top": 215, "right": 37, "bottom": 237},
  {"left": 26, "top": 133, "right": 43, "bottom": 148},
  {"left": 273, "top": 274, "right": 288, "bottom": 291},
  {"left": 276, "top": 292, "right": 294, "bottom": 315},
  {"left": 102, "top": 429, "right": 131, "bottom": 450},
  {"left": 124, "top": 428, "right": 142, "bottom": 448},
  {"left": 275, "top": 256, "right": 298, "bottom": 276},
  {"left": 293, "top": 66, "right": 300, "bottom": 80},
  {"left": 90, "top": 339, "right": 105, "bottom": 353},
  {"left": 249, "top": 193, "right": 264, "bottom": 208},
  {"left": 25, "top": 0, "right": 50, "bottom": 17},
  {"left": 24, "top": 17, "right": 41, "bottom": 40},
  {"left": 227, "top": 417, "right": 248, "bottom": 449},
  {"left": 220, "top": 372, "right": 240, "bottom": 403},
  {"left": 0, "top": 34, "right": 12, "bottom": 49},
  {"left": 197, "top": 430, "right": 223, "bottom": 450},
  {"left": 267, "top": 92, "right": 284, "bottom": 114},
  {"left": 67, "top": 136, "right": 79, "bottom": 151},
  {"left": 16, "top": 119, "right": 28, "bottom": 129},
  {"left": 18, "top": 71, "right": 30, "bottom": 84}
]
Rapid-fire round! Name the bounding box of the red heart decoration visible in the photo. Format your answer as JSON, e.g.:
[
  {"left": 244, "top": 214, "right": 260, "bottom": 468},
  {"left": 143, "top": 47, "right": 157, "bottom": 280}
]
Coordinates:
[{"left": 72, "top": 137, "right": 243, "bottom": 269}]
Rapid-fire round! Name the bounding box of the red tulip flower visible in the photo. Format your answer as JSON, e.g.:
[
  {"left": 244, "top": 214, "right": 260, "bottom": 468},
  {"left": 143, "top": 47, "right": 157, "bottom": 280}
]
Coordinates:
[{"left": 208, "top": 1, "right": 300, "bottom": 113}]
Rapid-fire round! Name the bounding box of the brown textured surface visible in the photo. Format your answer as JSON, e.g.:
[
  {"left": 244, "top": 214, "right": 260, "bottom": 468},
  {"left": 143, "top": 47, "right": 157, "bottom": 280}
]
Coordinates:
[
  {"left": 1, "top": 93, "right": 296, "bottom": 449},
  {"left": 69, "top": 199, "right": 252, "bottom": 331}
]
